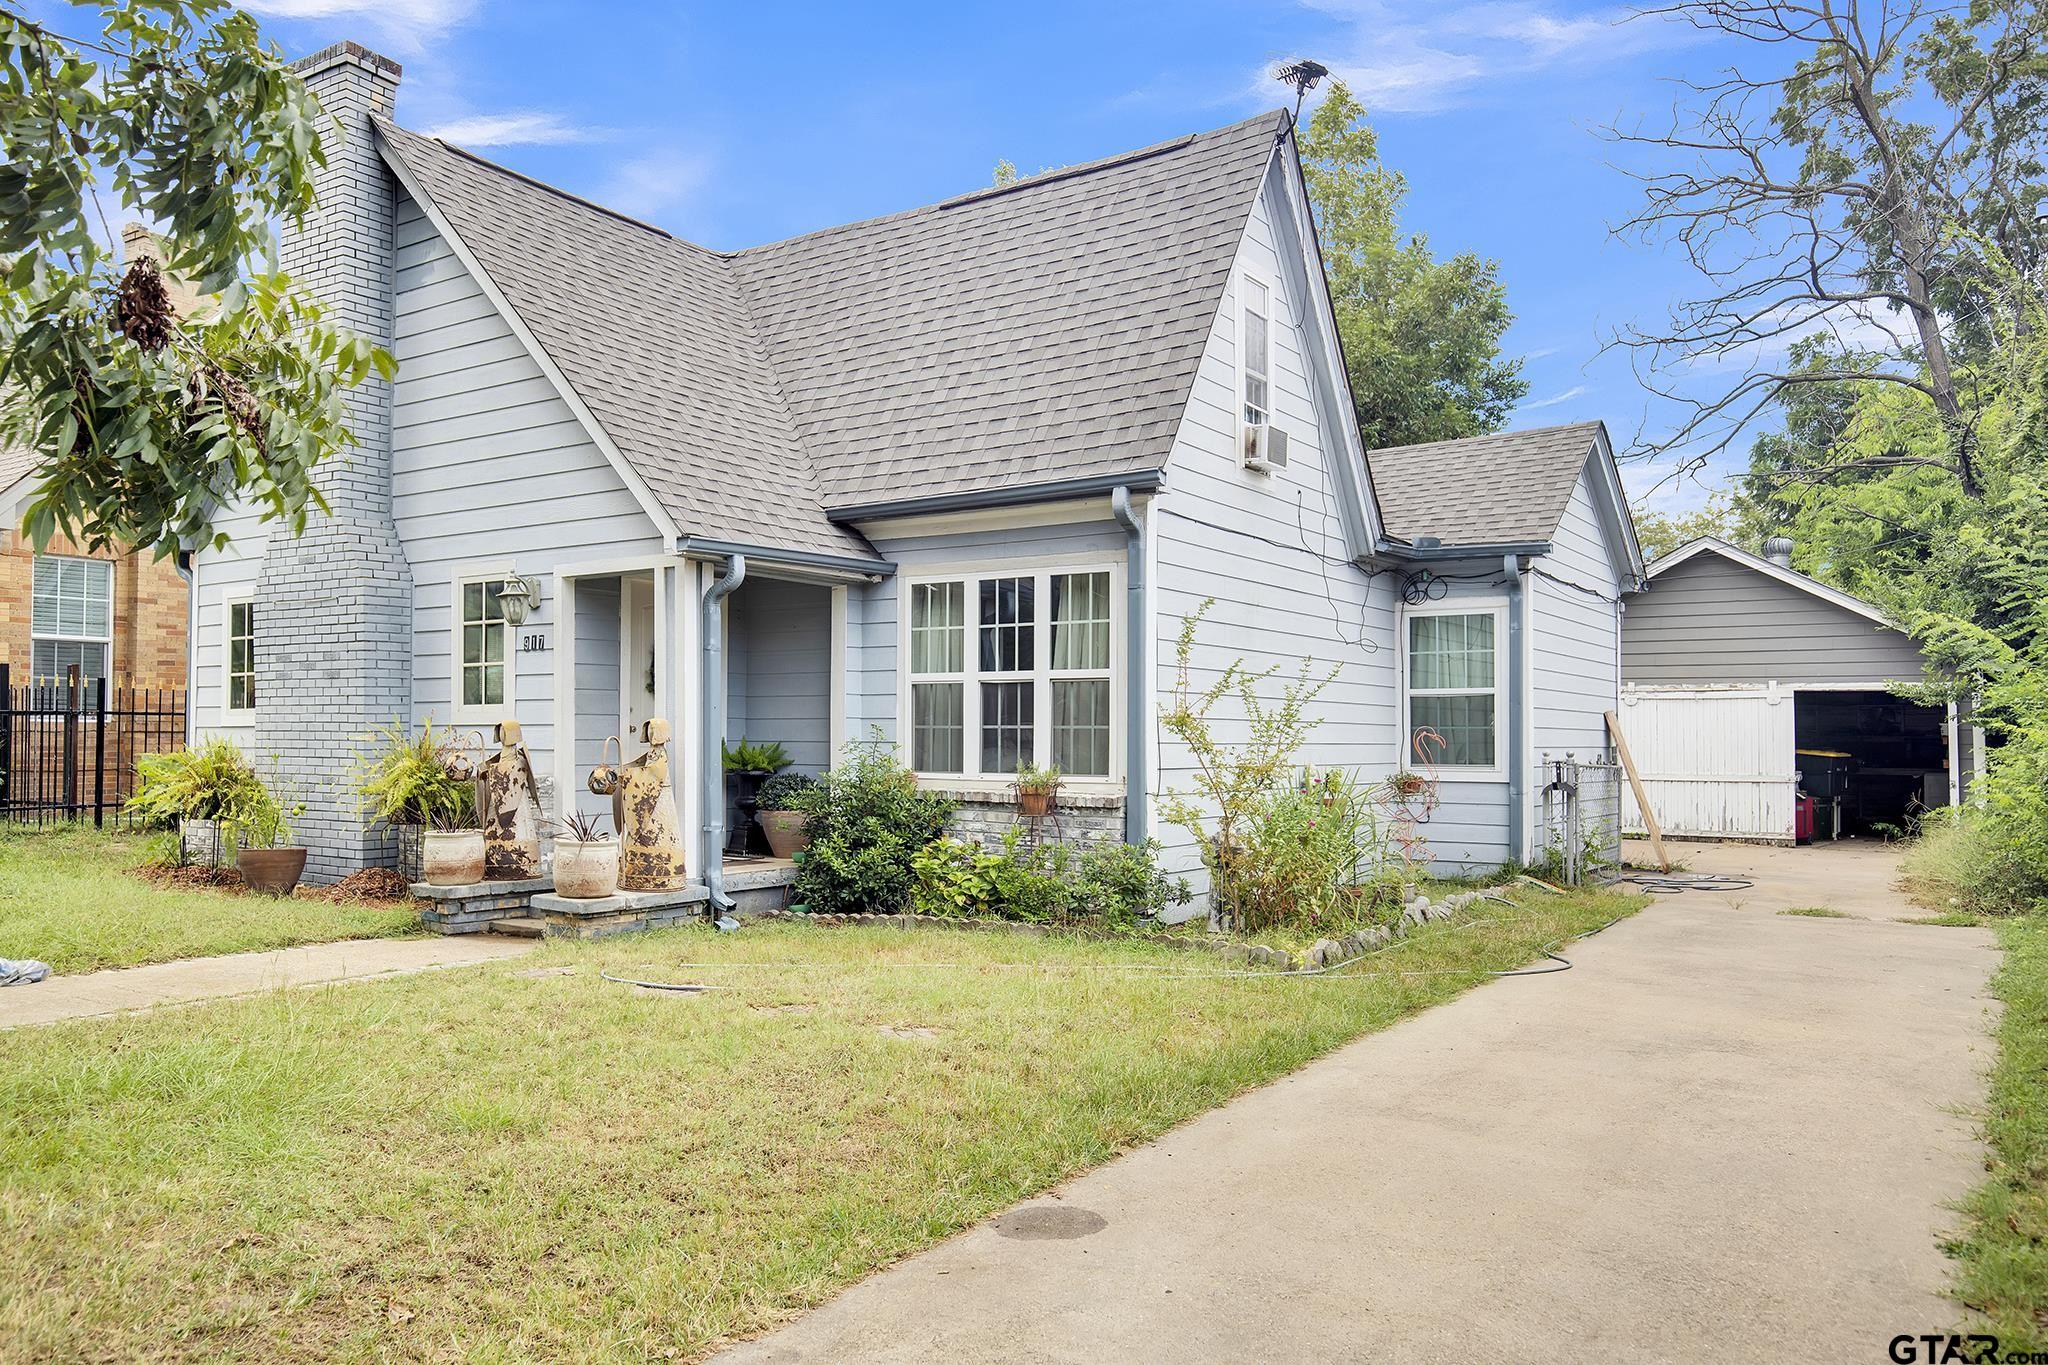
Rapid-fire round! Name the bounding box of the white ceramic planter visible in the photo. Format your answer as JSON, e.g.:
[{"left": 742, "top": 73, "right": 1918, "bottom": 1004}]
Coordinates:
[
  {"left": 422, "top": 829, "right": 486, "bottom": 886},
  {"left": 553, "top": 838, "right": 621, "bottom": 900}
]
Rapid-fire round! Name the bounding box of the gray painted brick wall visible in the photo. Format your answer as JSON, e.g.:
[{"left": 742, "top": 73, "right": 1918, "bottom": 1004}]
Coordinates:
[{"left": 254, "top": 44, "right": 414, "bottom": 883}]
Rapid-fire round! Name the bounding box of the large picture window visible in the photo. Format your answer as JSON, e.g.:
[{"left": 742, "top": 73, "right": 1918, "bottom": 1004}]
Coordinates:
[
  {"left": 1403, "top": 607, "right": 1502, "bottom": 772},
  {"left": 30, "top": 555, "right": 113, "bottom": 684},
  {"left": 905, "top": 565, "right": 1118, "bottom": 782}
]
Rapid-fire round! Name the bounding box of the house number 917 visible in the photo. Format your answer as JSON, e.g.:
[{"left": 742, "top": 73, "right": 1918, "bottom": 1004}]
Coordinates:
[{"left": 520, "top": 632, "right": 548, "bottom": 653}]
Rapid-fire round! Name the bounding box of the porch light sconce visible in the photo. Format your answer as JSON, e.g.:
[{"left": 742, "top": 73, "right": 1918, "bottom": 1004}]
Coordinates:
[{"left": 496, "top": 575, "right": 543, "bottom": 627}]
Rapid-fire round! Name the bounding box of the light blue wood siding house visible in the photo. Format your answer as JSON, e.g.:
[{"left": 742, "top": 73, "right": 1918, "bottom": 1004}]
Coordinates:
[{"left": 187, "top": 40, "right": 1647, "bottom": 907}]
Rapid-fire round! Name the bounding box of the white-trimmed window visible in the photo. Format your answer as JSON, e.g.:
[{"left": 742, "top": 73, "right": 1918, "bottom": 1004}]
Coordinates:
[
  {"left": 904, "top": 565, "right": 1119, "bottom": 782},
  {"left": 1241, "top": 276, "right": 1271, "bottom": 432},
  {"left": 30, "top": 554, "right": 113, "bottom": 683},
  {"left": 454, "top": 573, "right": 514, "bottom": 718},
  {"left": 1401, "top": 605, "right": 1504, "bottom": 774},
  {"left": 224, "top": 594, "right": 256, "bottom": 719}
]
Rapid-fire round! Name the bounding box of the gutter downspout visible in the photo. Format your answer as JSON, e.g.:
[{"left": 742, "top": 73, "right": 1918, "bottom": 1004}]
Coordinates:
[
  {"left": 701, "top": 554, "right": 746, "bottom": 913},
  {"left": 1502, "top": 553, "right": 1527, "bottom": 867},
  {"left": 1111, "top": 487, "right": 1147, "bottom": 845},
  {"left": 174, "top": 550, "right": 196, "bottom": 745}
]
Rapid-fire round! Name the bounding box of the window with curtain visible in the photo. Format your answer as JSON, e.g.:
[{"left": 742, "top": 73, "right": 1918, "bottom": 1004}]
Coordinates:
[
  {"left": 905, "top": 566, "right": 1117, "bottom": 780},
  {"left": 1405, "top": 610, "right": 1499, "bottom": 769},
  {"left": 30, "top": 555, "right": 113, "bottom": 683}
]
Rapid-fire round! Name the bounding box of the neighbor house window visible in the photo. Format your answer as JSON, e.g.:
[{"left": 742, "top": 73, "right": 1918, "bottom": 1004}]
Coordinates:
[
  {"left": 225, "top": 596, "right": 256, "bottom": 717},
  {"left": 30, "top": 554, "right": 113, "bottom": 684},
  {"left": 905, "top": 566, "right": 1118, "bottom": 781},
  {"left": 1403, "top": 608, "right": 1502, "bottom": 771},
  {"left": 1241, "top": 277, "right": 1271, "bottom": 432},
  {"left": 456, "top": 575, "right": 512, "bottom": 714}
]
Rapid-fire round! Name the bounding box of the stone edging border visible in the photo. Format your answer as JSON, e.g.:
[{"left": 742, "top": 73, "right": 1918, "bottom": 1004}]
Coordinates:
[{"left": 752, "top": 886, "right": 1502, "bottom": 973}]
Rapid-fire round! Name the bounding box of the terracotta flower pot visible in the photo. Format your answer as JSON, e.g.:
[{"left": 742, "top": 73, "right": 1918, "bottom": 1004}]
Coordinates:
[
  {"left": 554, "top": 838, "right": 621, "bottom": 899},
  {"left": 237, "top": 846, "right": 308, "bottom": 896},
  {"left": 423, "top": 830, "right": 486, "bottom": 886},
  {"left": 758, "top": 809, "right": 810, "bottom": 859},
  {"left": 1018, "top": 788, "right": 1054, "bottom": 817}
]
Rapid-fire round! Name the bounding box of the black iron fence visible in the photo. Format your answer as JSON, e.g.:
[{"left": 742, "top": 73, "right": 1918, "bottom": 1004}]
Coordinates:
[{"left": 0, "top": 663, "right": 187, "bottom": 827}]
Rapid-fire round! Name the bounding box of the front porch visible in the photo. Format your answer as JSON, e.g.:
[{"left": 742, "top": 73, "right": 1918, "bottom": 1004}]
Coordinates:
[{"left": 550, "top": 554, "right": 841, "bottom": 880}]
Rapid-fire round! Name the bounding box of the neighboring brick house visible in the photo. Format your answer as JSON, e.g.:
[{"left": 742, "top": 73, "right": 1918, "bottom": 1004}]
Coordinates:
[{"left": 0, "top": 226, "right": 195, "bottom": 693}]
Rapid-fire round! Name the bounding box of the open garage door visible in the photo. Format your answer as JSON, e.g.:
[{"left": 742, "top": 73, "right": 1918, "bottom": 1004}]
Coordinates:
[
  {"left": 1793, "top": 690, "right": 1953, "bottom": 837},
  {"left": 1618, "top": 686, "right": 1798, "bottom": 842}
]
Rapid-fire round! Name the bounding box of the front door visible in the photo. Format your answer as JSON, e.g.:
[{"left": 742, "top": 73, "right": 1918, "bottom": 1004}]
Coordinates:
[{"left": 621, "top": 576, "right": 657, "bottom": 740}]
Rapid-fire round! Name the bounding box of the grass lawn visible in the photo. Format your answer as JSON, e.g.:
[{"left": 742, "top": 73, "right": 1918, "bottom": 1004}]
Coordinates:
[
  {"left": 0, "top": 824, "right": 421, "bottom": 974},
  {"left": 1953, "top": 913, "right": 2048, "bottom": 1350},
  {"left": 0, "top": 887, "right": 1637, "bottom": 1362}
]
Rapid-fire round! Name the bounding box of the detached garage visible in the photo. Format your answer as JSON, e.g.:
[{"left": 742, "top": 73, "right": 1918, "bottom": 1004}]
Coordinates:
[{"left": 1619, "top": 536, "right": 1979, "bottom": 844}]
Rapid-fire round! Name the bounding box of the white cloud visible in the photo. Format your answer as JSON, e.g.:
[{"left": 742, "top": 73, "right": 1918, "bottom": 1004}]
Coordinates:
[
  {"left": 241, "top": 0, "right": 476, "bottom": 50},
  {"left": 422, "top": 112, "right": 603, "bottom": 147},
  {"left": 1278, "top": 1, "right": 1695, "bottom": 114},
  {"left": 1523, "top": 383, "right": 1588, "bottom": 410},
  {"left": 598, "top": 152, "right": 711, "bottom": 225}
]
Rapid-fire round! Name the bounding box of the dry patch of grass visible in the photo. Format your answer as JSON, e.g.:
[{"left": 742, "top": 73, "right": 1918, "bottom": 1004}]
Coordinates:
[
  {"left": 1778, "top": 906, "right": 1858, "bottom": 919},
  {"left": 0, "top": 824, "right": 420, "bottom": 974},
  {"left": 0, "top": 888, "right": 1637, "bottom": 1362}
]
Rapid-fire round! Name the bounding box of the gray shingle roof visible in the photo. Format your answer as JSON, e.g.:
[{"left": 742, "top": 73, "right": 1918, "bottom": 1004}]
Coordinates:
[
  {"left": 375, "top": 111, "right": 1286, "bottom": 560},
  {"left": 1366, "top": 421, "right": 1605, "bottom": 547}
]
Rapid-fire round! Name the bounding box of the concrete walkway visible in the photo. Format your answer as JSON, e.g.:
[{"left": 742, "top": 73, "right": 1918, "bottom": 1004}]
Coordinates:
[
  {"left": 0, "top": 935, "right": 532, "bottom": 1029},
  {"left": 718, "top": 845, "right": 1998, "bottom": 1364}
]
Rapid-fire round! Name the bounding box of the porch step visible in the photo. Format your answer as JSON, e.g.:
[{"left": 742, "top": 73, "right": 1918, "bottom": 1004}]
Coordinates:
[{"left": 489, "top": 916, "right": 547, "bottom": 939}]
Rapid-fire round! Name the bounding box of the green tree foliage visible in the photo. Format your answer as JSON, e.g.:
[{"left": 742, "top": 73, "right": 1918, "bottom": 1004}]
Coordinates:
[
  {"left": 1630, "top": 491, "right": 1747, "bottom": 563},
  {"left": 1297, "top": 81, "right": 1528, "bottom": 449},
  {"left": 0, "top": 0, "right": 393, "bottom": 555}
]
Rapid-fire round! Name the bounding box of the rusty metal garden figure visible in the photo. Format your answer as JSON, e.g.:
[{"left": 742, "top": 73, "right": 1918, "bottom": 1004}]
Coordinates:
[
  {"left": 476, "top": 719, "right": 541, "bottom": 879},
  {"left": 611, "top": 718, "right": 686, "bottom": 891}
]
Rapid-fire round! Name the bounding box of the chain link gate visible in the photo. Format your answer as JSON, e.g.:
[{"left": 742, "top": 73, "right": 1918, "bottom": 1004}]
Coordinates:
[{"left": 1536, "top": 752, "right": 1624, "bottom": 886}]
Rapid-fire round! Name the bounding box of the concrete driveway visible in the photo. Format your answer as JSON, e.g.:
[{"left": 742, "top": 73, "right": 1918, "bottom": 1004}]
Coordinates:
[{"left": 716, "top": 843, "right": 1997, "bottom": 1365}]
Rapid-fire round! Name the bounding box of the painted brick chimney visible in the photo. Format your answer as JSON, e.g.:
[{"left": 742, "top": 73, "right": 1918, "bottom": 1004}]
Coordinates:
[{"left": 254, "top": 42, "right": 414, "bottom": 883}]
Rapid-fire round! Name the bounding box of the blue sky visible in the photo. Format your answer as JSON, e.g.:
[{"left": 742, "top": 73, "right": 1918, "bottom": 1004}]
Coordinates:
[{"left": 221, "top": 0, "right": 1765, "bottom": 512}]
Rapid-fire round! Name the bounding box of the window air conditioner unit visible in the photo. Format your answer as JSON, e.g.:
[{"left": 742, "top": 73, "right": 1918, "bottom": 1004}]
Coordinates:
[{"left": 1242, "top": 423, "right": 1289, "bottom": 472}]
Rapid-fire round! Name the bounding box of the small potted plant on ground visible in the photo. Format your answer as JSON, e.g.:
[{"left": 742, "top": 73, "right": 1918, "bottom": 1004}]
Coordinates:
[
  {"left": 231, "top": 767, "right": 309, "bottom": 896},
  {"left": 1014, "top": 762, "right": 1061, "bottom": 817},
  {"left": 423, "top": 805, "right": 486, "bottom": 886},
  {"left": 350, "top": 718, "right": 476, "bottom": 881},
  {"left": 128, "top": 738, "right": 272, "bottom": 867},
  {"left": 755, "top": 772, "right": 817, "bottom": 859},
  {"left": 552, "top": 808, "right": 620, "bottom": 899},
  {"left": 722, "top": 737, "right": 791, "bottom": 856}
]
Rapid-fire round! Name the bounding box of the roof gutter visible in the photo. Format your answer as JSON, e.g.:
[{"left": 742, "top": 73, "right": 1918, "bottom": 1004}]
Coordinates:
[
  {"left": 1110, "top": 486, "right": 1147, "bottom": 846},
  {"left": 679, "top": 537, "right": 892, "bottom": 580},
  {"left": 830, "top": 471, "right": 1166, "bottom": 524},
  {"left": 701, "top": 554, "right": 746, "bottom": 914},
  {"left": 1372, "top": 538, "right": 1553, "bottom": 563}
]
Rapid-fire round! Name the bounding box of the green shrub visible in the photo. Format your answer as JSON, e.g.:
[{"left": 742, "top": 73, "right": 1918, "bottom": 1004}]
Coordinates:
[
  {"left": 127, "top": 739, "right": 272, "bottom": 830},
  {"left": 350, "top": 717, "right": 475, "bottom": 827},
  {"left": 911, "top": 832, "right": 1188, "bottom": 930},
  {"left": 723, "top": 737, "right": 791, "bottom": 774},
  {"left": 790, "top": 740, "right": 954, "bottom": 915},
  {"left": 756, "top": 772, "right": 816, "bottom": 812}
]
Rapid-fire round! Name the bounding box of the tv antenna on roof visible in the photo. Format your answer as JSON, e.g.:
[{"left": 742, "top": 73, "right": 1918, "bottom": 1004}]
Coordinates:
[{"left": 1274, "top": 58, "right": 1330, "bottom": 126}]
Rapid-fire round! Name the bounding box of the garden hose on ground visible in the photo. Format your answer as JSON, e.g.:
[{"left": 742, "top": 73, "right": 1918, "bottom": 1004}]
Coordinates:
[{"left": 1614, "top": 872, "right": 1756, "bottom": 894}]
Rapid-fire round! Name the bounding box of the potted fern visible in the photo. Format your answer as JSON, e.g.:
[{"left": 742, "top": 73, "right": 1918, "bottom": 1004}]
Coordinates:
[
  {"left": 553, "top": 807, "right": 620, "bottom": 899},
  {"left": 755, "top": 772, "right": 816, "bottom": 859},
  {"left": 351, "top": 718, "right": 476, "bottom": 881},
  {"left": 1014, "top": 762, "right": 1061, "bottom": 817},
  {"left": 128, "top": 738, "right": 272, "bottom": 868}
]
